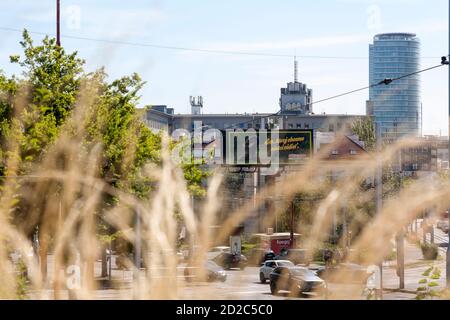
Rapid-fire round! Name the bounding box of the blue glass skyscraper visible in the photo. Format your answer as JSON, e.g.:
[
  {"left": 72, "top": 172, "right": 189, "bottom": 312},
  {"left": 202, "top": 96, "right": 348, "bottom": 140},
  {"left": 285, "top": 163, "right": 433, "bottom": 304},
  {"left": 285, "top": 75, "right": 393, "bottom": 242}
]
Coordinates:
[{"left": 369, "top": 33, "right": 421, "bottom": 140}]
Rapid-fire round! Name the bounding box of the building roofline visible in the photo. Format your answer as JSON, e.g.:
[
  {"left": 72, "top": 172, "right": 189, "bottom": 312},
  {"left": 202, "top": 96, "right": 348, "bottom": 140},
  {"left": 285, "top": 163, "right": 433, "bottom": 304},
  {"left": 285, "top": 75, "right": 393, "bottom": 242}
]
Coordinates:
[
  {"left": 345, "top": 135, "right": 368, "bottom": 152},
  {"left": 374, "top": 32, "right": 418, "bottom": 39},
  {"left": 171, "top": 113, "right": 273, "bottom": 118},
  {"left": 144, "top": 107, "right": 366, "bottom": 119},
  {"left": 170, "top": 113, "right": 364, "bottom": 118},
  {"left": 146, "top": 108, "right": 174, "bottom": 119}
]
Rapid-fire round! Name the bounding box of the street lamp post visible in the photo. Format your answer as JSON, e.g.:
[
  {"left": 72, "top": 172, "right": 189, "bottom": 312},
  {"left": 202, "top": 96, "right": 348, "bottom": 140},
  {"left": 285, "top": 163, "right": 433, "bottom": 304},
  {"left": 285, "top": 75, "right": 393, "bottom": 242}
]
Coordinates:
[
  {"left": 56, "top": 0, "right": 61, "bottom": 46},
  {"left": 134, "top": 207, "right": 141, "bottom": 298}
]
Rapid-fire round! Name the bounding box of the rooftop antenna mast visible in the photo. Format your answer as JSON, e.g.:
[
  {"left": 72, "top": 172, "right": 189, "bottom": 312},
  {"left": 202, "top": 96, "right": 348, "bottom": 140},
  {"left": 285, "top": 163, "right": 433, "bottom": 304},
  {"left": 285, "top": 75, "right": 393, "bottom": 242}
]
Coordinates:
[
  {"left": 190, "top": 96, "right": 203, "bottom": 115},
  {"left": 294, "top": 53, "right": 298, "bottom": 83}
]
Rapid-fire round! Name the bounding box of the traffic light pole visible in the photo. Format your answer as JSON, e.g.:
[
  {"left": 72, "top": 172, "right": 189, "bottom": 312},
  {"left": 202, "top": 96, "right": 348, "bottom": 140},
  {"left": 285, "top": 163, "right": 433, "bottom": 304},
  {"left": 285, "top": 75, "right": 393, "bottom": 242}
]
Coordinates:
[
  {"left": 447, "top": 10, "right": 450, "bottom": 288},
  {"left": 376, "top": 124, "right": 383, "bottom": 299},
  {"left": 447, "top": 9, "right": 450, "bottom": 289}
]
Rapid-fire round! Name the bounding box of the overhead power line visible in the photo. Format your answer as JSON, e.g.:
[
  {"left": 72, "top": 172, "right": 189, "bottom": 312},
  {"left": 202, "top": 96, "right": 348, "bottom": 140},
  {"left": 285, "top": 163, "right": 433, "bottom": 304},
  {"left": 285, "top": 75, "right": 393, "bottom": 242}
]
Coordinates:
[
  {"left": 311, "top": 63, "right": 446, "bottom": 106},
  {"left": 221, "top": 60, "right": 449, "bottom": 129},
  {"left": 0, "top": 26, "right": 443, "bottom": 60},
  {"left": 0, "top": 27, "right": 447, "bottom": 130},
  {"left": 222, "top": 111, "right": 281, "bottom": 130}
]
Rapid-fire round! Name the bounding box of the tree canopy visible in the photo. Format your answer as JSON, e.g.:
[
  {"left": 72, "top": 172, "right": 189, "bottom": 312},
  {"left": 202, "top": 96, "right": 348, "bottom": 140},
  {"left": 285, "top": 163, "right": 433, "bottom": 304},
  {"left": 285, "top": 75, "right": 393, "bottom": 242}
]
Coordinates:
[{"left": 0, "top": 30, "right": 208, "bottom": 227}]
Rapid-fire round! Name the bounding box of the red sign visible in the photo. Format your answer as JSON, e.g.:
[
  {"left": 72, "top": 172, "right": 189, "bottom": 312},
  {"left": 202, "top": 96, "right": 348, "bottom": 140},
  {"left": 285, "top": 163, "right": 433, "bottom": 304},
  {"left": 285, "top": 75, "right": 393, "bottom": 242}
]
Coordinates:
[{"left": 270, "top": 238, "right": 295, "bottom": 255}]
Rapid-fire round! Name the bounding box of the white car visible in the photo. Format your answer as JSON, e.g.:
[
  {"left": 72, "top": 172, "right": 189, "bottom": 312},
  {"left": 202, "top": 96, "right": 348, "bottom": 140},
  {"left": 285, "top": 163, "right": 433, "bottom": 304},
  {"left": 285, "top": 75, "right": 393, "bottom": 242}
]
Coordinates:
[
  {"left": 207, "top": 246, "right": 231, "bottom": 260},
  {"left": 259, "top": 260, "right": 294, "bottom": 283},
  {"left": 437, "top": 220, "right": 449, "bottom": 234}
]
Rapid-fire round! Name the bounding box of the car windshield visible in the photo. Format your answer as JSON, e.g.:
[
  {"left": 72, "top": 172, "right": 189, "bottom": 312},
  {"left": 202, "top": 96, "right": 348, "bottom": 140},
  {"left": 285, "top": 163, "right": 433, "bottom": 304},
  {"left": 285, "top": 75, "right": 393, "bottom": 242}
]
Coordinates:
[
  {"left": 277, "top": 261, "right": 294, "bottom": 267},
  {"left": 206, "top": 261, "right": 220, "bottom": 269},
  {"left": 290, "top": 268, "right": 316, "bottom": 277}
]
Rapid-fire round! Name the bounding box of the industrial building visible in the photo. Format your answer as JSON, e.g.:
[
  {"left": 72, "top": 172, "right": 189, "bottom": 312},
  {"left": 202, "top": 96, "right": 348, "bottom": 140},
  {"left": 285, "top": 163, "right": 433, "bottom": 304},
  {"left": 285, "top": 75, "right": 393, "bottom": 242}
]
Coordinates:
[{"left": 143, "top": 63, "right": 369, "bottom": 236}]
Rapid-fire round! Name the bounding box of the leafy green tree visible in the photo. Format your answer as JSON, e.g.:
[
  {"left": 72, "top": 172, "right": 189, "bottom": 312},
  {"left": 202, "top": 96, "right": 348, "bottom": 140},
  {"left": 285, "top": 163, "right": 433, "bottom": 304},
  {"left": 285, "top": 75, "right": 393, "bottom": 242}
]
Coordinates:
[
  {"left": 0, "top": 72, "right": 18, "bottom": 176},
  {"left": 79, "top": 72, "right": 163, "bottom": 276},
  {"left": 0, "top": 31, "right": 87, "bottom": 260},
  {"left": 9, "top": 30, "right": 85, "bottom": 163},
  {"left": 351, "top": 117, "right": 376, "bottom": 151},
  {"left": 1, "top": 30, "right": 211, "bottom": 282}
]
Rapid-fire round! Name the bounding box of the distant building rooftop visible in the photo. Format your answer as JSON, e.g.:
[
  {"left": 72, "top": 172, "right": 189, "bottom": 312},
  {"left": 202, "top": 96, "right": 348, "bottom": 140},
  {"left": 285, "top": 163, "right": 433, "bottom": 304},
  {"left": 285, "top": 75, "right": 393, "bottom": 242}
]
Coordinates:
[{"left": 374, "top": 33, "right": 418, "bottom": 40}]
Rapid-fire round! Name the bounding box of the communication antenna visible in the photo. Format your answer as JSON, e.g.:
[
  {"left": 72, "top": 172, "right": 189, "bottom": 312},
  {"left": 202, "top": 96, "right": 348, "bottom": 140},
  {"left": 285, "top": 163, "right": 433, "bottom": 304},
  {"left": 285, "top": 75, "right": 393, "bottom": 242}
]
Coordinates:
[
  {"left": 294, "top": 56, "right": 298, "bottom": 83},
  {"left": 190, "top": 96, "right": 204, "bottom": 115}
]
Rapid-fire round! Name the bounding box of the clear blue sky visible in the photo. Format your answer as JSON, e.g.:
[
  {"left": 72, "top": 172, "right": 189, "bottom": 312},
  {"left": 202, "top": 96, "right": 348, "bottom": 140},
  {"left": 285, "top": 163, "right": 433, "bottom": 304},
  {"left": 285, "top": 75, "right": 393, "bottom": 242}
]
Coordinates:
[{"left": 0, "top": 0, "right": 448, "bottom": 135}]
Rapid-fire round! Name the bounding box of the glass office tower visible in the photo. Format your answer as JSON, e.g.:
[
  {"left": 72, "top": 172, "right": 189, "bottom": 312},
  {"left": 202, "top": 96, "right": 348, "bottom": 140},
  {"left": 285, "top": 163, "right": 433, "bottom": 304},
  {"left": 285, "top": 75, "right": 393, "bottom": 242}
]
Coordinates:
[{"left": 369, "top": 33, "right": 421, "bottom": 141}]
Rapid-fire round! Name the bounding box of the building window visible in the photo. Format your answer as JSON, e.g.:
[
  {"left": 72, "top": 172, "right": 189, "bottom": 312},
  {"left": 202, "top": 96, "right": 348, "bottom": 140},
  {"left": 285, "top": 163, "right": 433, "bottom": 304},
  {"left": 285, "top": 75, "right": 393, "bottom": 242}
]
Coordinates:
[
  {"left": 329, "top": 124, "right": 335, "bottom": 132},
  {"left": 288, "top": 123, "right": 294, "bottom": 129},
  {"left": 350, "top": 150, "right": 357, "bottom": 155},
  {"left": 304, "top": 124, "right": 310, "bottom": 129},
  {"left": 296, "top": 123, "right": 302, "bottom": 129},
  {"left": 331, "top": 150, "right": 339, "bottom": 155}
]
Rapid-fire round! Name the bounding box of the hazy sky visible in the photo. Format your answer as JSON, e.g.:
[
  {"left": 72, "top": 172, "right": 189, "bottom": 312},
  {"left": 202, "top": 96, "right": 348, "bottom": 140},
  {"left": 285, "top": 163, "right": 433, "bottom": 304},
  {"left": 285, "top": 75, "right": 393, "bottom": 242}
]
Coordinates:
[{"left": 0, "top": 0, "right": 448, "bottom": 135}]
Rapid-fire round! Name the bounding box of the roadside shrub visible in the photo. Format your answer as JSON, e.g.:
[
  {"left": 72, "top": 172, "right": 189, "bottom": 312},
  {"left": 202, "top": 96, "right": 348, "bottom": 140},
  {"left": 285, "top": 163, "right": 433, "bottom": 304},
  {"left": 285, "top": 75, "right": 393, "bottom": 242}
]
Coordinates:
[
  {"left": 416, "top": 265, "right": 442, "bottom": 300},
  {"left": 421, "top": 243, "right": 439, "bottom": 260},
  {"left": 241, "top": 243, "right": 257, "bottom": 256}
]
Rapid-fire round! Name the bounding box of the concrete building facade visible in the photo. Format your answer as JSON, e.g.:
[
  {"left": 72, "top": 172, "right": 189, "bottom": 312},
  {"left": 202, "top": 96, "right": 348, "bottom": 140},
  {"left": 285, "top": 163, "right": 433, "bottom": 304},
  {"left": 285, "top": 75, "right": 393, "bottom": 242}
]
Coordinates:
[{"left": 144, "top": 71, "right": 368, "bottom": 237}]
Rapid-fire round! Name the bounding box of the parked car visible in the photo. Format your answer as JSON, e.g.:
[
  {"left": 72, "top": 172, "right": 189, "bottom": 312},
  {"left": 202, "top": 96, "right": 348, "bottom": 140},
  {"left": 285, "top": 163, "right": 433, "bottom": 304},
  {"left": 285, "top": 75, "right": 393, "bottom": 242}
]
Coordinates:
[
  {"left": 315, "top": 263, "right": 370, "bottom": 284},
  {"left": 437, "top": 220, "right": 449, "bottom": 234},
  {"left": 269, "top": 266, "right": 327, "bottom": 296},
  {"left": 207, "top": 246, "right": 231, "bottom": 260},
  {"left": 184, "top": 260, "right": 227, "bottom": 282},
  {"left": 210, "top": 246, "right": 230, "bottom": 253},
  {"left": 247, "top": 248, "right": 276, "bottom": 266},
  {"left": 275, "top": 248, "right": 310, "bottom": 265},
  {"left": 259, "top": 260, "right": 294, "bottom": 283},
  {"left": 212, "top": 252, "right": 248, "bottom": 270},
  {"left": 116, "top": 249, "right": 184, "bottom": 270},
  {"left": 115, "top": 253, "right": 144, "bottom": 270}
]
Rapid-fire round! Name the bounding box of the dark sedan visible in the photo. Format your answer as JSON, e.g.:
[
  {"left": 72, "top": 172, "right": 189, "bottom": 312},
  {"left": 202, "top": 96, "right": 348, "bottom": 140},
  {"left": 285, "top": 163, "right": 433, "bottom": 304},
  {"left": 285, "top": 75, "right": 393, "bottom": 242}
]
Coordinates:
[
  {"left": 275, "top": 249, "right": 310, "bottom": 265},
  {"left": 247, "top": 248, "right": 276, "bottom": 266},
  {"left": 269, "top": 266, "right": 327, "bottom": 297}
]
